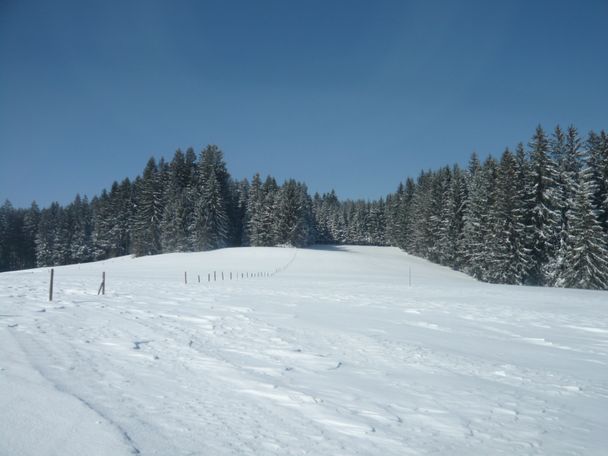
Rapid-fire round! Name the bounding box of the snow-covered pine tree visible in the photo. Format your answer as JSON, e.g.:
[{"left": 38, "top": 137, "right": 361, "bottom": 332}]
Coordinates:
[
  {"left": 489, "top": 149, "right": 527, "bottom": 283},
  {"left": 35, "top": 202, "right": 64, "bottom": 267},
  {"left": 91, "top": 191, "right": 111, "bottom": 259},
  {"left": 228, "top": 178, "right": 249, "bottom": 247},
  {"left": 112, "top": 178, "right": 135, "bottom": 256},
  {"left": 312, "top": 190, "right": 342, "bottom": 244},
  {"left": 585, "top": 130, "right": 608, "bottom": 233},
  {"left": 395, "top": 177, "right": 416, "bottom": 251},
  {"left": 561, "top": 170, "right": 608, "bottom": 289},
  {"left": 385, "top": 186, "right": 403, "bottom": 247},
  {"left": 67, "top": 194, "right": 93, "bottom": 263},
  {"left": 553, "top": 126, "right": 583, "bottom": 285},
  {"left": 429, "top": 167, "right": 454, "bottom": 265},
  {"left": 202, "top": 171, "right": 230, "bottom": 249},
  {"left": 21, "top": 201, "right": 40, "bottom": 269},
  {"left": 190, "top": 146, "right": 231, "bottom": 250},
  {"left": 160, "top": 150, "right": 193, "bottom": 252},
  {"left": 368, "top": 199, "right": 387, "bottom": 246},
  {"left": 407, "top": 171, "right": 433, "bottom": 257},
  {"left": 273, "top": 180, "right": 312, "bottom": 247},
  {"left": 477, "top": 156, "right": 500, "bottom": 281},
  {"left": 131, "top": 158, "right": 163, "bottom": 256},
  {"left": 527, "top": 125, "right": 560, "bottom": 285},
  {"left": 0, "top": 200, "right": 21, "bottom": 271},
  {"left": 511, "top": 143, "right": 535, "bottom": 283},
  {"left": 259, "top": 176, "right": 279, "bottom": 246},
  {"left": 245, "top": 173, "right": 264, "bottom": 246},
  {"left": 0, "top": 201, "right": 11, "bottom": 271},
  {"left": 460, "top": 153, "right": 486, "bottom": 279}
]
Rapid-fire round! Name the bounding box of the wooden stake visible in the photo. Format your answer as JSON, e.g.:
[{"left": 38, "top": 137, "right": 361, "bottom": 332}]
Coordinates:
[
  {"left": 184, "top": 271, "right": 188, "bottom": 284},
  {"left": 214, "top": 271, "right": 217, "bottom": 281},
  {"left": 98, "top": 271, "right": 105, "bottom": 295},
  {"left": 222, "top": 272, "right": 224, "bottom": 280},
  {"left": 49, "top": 268, "right": 54, "bottom": 301},
  {"left": 198, "top": 274, "right": 200, "bottom": 283}
]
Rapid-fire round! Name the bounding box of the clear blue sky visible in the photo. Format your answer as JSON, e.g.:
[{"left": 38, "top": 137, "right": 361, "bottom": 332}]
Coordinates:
[{"left": 1, "top": 0, "right": 607, "bottom": 208}]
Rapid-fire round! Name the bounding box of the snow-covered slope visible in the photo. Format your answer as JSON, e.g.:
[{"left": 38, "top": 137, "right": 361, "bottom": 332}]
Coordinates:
[{"left": 1, "top": 246, "right": 607, "bottom": 455}]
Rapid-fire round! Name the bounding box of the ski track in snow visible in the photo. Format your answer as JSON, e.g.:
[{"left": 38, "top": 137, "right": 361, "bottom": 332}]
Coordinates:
[{"left": 1, "top": 246, "right": 607, "bottom": 455}]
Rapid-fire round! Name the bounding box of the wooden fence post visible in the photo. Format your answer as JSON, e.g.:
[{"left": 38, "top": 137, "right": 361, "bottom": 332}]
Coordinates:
[
  {"left": 214, "top": 271, "right": 216, "bottom": 281},
  {"left": 184, "top": 271, "right": 188, "bottom": 284},
  {"left": 49, "top": 268, "right": 54, "bottom": 301},
  {"left": 222, "top": 272, "right": 224, "bottom": 281},
  {"left": 208, "top": 273, "right": 211, "bottom": 282},
  {"left": 198, "top": 274, "right": 200, "bottom": 283},
  {"left": 98, "top": 271, "right": 105, "bottom": 295}
]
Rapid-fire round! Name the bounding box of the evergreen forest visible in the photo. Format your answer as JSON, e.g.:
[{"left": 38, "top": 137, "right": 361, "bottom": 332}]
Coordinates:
[{"left": 1, "top": 125, "right": 607, "bottom": 289}]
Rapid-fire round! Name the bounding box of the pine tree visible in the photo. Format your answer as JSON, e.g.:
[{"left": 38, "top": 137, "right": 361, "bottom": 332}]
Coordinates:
[
  {"left": 407, "top": 171, "right": 434, "bottom": 257},
  {"left": 35, "top": 203, "right": 64, "bottom": 267},
  {"left": 131, "top": 158, "right": 163, "bottom": 256},
  {"left": 273, "top": 180, "right": 312, "bottom": 247},
  {"left": 68, "top": 194, "right": 93, "bottom": 263},
  {"left": 460, "top": 153, "right": 486, "bottom": 279},
  {"left": 430, "top": 167, "right": 456, "bottom": 266},
  {"left": 561, "top": 174, "right": 608, "bottom": 289},
  {"left": 553, "top": 126, "right": 583, "bottom": 284},
  {"left": 395, "top": 177, "right": 416, "bottom": 250},
  {"left": 229, "top": 178, "right": 249, "bottom": 247},
  {"left": 22, "top": 202, "right": 40, "bottom": 269},
  {"left": 490, "top": 149, "right": 527, "bottom": 283},
  {"left": 527, "top": 126, "right": 560, "bottom": 285},
  {"left": 190, "top": 146, "right": 231, "bottom": 250},
  {"left": 245, "top": 173, "right": 264, "bottom": 246},
  {"left": 259, "top": 176, "right": 279, "bottom": 246},
  {"left": 586, "top": 131, "right": 608, "bottom": 232},
  {"left": 0, "top": 200, "right": 15, "bottom": 271},
  {"left": 160, "top": 150, "right": 194, "bottom": 252}
]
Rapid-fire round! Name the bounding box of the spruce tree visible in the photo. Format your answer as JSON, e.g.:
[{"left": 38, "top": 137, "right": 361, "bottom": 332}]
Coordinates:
[
  {"left": 527, "top": 126, "right": 560, "bottom": 285},
  {"left": 131, "top": 158, "right": 163, "bottom": 256},
  {"left": 245, "top": 173, "right": 264, "bottom": 246},
  {"left": 561, "top": 174, "right": 608, "bottom": 289},
  {"left": 460, "top": 153, "right": 486, "bottom": 279},
  {"left": 190, "top": 146, "right": 231, "bottom": 250}
]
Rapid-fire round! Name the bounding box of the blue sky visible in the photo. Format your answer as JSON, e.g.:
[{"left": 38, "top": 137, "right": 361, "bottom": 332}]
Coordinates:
[{"left": 1, "top": 0, "right": 607, "bottom": 208}]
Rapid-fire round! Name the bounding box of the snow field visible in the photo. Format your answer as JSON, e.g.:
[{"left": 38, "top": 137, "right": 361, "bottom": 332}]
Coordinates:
[{"left": 1, "top": 246, "right": 607, "bottom": 455}]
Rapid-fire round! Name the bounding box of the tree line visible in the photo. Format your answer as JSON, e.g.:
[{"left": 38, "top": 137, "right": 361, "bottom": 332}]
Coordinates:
[{"left": 1, "top": 125, "right": 607, "bottom": 289}]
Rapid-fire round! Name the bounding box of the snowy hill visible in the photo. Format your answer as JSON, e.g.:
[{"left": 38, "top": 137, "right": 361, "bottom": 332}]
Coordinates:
[{"left": 1, "top": 246, "right": 607, "bottom": 455}]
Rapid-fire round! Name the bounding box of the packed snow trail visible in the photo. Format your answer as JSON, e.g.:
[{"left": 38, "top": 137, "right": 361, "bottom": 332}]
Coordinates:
[{"left": 1, "top": 246, "right": 607, "bottom": 455}]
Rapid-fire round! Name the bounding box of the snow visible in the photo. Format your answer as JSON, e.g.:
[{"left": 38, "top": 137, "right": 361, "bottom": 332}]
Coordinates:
[{"left": 1, "top": 245, "right": 607, "bottom": 455}]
